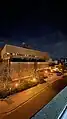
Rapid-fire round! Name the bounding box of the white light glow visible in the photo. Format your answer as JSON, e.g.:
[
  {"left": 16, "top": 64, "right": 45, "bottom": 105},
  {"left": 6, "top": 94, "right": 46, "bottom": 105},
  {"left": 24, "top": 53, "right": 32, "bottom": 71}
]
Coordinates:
[{"left": 7, "top": 52, "right": 10, "bottom": 55}]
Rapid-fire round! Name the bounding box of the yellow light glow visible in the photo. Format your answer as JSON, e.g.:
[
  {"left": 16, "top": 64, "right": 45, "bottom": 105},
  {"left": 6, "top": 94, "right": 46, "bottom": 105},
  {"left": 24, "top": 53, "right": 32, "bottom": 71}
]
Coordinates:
[
  {"left": 15, "top": 83, "right": 19, "bottom": 88},
  {"left": 9, "top": 88, "right": 11, "bottom": 90},
  {"left": 51, "top": 69, "right": 53, "bottom": 72},
  {"left": 49, "top": 67, "right": 51, "bottom": 70},
  {"left": 53, "top": 67, "right": 58, "bottom": 71},
  {"left": 32, "top": 78, "right": 37, "bottom": 82},
  {"left": 45, "top": 70, "right": 48, "bottom": 73}
]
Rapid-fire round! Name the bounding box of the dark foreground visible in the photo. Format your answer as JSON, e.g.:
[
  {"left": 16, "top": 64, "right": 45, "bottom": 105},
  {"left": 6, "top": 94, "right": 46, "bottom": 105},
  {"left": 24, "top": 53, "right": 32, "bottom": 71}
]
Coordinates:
[{"left": 1, "top": 76, "right": 67, "bottom": 119}]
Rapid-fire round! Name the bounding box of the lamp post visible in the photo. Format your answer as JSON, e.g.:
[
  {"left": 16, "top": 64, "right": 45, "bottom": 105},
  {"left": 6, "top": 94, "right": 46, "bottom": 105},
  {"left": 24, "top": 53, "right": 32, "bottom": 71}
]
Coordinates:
[
  {"left": 34, "top": 61, "right": 37, "bottom": 77},
  {"left": 8, "top": 59, "right": 10, "bottom": 75},
  {"left": 18, "top": 62, "right": 21, "bottom": 83},
  {"left": 7, "top": 53, "right": 11, "bottom": 83}
]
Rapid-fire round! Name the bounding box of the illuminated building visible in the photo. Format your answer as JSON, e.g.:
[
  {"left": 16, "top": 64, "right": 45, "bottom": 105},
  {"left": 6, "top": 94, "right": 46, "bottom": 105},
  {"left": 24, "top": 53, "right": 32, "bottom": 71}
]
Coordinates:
[
  {"left": 1, "top": 44, "right": 49, "bottom": 60},
  {"left": 0, "top": 44, "right": 50, "bottom": 80}
]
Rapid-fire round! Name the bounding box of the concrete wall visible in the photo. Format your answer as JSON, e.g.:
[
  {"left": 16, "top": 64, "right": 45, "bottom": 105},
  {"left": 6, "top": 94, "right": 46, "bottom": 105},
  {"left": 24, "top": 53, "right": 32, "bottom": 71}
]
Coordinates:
[{"left": 10, "top": 62, "right": 49, "bottom": 80}]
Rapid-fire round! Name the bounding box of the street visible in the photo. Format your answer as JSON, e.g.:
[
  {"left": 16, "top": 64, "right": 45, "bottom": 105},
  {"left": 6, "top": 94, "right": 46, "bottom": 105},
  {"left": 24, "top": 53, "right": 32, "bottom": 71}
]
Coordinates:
[{"left": 0, "top": 74, "right": 66, "bottom": 119}]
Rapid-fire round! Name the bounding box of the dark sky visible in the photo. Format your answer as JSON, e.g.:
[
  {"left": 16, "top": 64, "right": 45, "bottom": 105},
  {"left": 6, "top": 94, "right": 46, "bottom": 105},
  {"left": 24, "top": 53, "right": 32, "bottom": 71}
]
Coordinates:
[{"left": 0, "top": 1, "right": 67, "bottom": 58}]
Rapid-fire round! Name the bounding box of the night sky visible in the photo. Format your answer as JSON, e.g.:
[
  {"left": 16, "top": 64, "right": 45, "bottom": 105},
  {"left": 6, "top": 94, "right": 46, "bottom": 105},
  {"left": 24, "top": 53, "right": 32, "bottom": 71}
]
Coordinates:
[{"left": 0, "top": 1, "right": 67, "bottom": 58}]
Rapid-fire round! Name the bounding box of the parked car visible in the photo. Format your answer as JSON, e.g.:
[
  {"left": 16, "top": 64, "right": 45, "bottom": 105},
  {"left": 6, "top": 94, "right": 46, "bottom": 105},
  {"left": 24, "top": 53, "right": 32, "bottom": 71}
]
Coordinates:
[
  {"left": 56, "top": 71, "right": 63, "bottom": 76},
  {"left": 39, "top": 78, "right": 46, "bottom": 84},
  {"left": 39, "top": 76, "right": 47, "bottom": 84}
]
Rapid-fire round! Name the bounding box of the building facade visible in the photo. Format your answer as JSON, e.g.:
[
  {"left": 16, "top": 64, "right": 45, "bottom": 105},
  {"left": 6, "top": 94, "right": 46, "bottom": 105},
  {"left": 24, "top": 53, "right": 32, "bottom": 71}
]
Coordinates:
[
  {"left": 0, "top": 44, "right": 50, "bottom": 81},
  {"left": 1, "top": 44, "right": 49, "bottom": 60}
]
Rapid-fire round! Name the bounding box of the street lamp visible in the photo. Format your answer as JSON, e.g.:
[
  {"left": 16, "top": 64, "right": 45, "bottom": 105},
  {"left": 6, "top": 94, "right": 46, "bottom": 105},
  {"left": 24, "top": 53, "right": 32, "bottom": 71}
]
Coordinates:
[{"left": 34, "top": 61, "right": 37, "bottom": 77}]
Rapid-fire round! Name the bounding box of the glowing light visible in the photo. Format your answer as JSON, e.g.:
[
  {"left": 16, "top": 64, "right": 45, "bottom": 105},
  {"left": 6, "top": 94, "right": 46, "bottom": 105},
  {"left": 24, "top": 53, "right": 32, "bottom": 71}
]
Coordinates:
[
  {"left": 9, "top": 88, "right": 11, "bottom": 90},
  {"left": 45, "top": 70, "right": 48, "bottom": 73},
  {"left": 35, "top": 56, "right": 37, "bottom": 58},
  {"left": 15, "top": 83, "right": 19, "bottom": 88},
  {"left": 12, "top": 53, "right": 15, "bottom": 56},
  {"left": 51, "top": 69, "right": 53, "bottom": 72},
  {"left": 31, "top": 78, "right": 37, "bottom": 82},
  {"left": 28, "top": 62, "right": 30, "bottom": 64},
  {"left": 53, "top": 67, "right": 59, "bottom": 71},
  {"left": 10, "top": 62, "right": 13, "bottom": 64},
  {"left": 49, "top": 67, "right": 51, "bottom": 70},
  {"left": 33, "top": 78, "right": 36, "bottom": 81},
  {"left": 7, "top": 52, "right": 10, "bottom": 55},
  {"left": 4, "top": 84, "right": 6, "bottom": 88}
]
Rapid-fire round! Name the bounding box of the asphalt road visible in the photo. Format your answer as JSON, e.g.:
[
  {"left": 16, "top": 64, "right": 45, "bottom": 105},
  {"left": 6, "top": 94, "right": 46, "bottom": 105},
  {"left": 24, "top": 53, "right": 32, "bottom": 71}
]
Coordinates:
[{"left": 0, "top": 75, "right": 67, "bottom": 119}]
